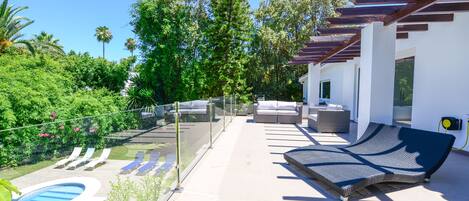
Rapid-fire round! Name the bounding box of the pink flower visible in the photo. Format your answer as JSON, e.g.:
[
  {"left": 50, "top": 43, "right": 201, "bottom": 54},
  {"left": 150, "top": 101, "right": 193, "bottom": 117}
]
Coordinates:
[
  {"left": 73, "top": 127, "right": 80, "bottom": 132},
  {"left": 38, "top": 133, "right": 50, "bottom": 138}
]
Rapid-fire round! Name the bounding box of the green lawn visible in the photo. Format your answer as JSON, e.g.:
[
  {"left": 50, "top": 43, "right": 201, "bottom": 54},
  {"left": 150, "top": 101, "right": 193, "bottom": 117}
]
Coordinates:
[
  {"left": 0, "top": 158, "right": 60, "bottom": 180},
  {"left": 0, "top": 143, "right": 172, "bottom": 181}
]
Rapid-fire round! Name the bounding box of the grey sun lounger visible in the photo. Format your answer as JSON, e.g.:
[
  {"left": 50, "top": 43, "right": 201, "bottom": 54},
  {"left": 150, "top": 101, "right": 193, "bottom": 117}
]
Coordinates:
[
  {"left": 121, "top": 151, "right": 145, "bottom": 174},
  {"left": 137, "top": 150, "right": 160, "bottom": 175},
  {"left": 155, "top": 154, "right": 176, "bottom": 175},
  {"left": 284, "top": 123, "right": 455, "bottom": 200}
]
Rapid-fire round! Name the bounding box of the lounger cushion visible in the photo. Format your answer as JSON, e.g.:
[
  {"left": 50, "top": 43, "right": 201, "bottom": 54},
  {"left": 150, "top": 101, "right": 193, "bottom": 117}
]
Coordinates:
[
  {"left": 277, "top": 101, "right": 297, "bottom": 111},
  {"left": 257, "top": 101, "right": 278, "bottom": 110},
  {"left": 257, "top": 110, "right": 277, "bottom": 115},
  {"left": 277, "top": 110, "right": 299, "bottom": 116},
  {"left": 284, "top": 123, "right": 455, "bottom": 197}
]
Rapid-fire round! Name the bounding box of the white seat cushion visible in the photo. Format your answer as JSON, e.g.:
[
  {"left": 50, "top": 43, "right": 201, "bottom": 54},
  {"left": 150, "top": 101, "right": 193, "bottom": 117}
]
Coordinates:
[
  {"left": 179, "top": 101, "right": 192, "bottom": 109},
  {"left": 277, "top": 110, "right": 299, "bottom": 116},
  {"left": 308, "top": 114, "right": 318, "bottom": 121},
  {"left": 191, "top": 100, "right": 209, "bottom": 109},
  {"left": 277, "top": 101, "right": 297, "bottom": 111},
  {"left": 257, "top": 110, "right": 277, "bottom": 115},
  {"left": 179, "top": 109, "right": 207, "bottom": 114},
  {"left": 257, "top": 101, "right": 278, "bottom": 110},
  {"left": 326, "top": 103, "right": 344, "bottom": 111}
]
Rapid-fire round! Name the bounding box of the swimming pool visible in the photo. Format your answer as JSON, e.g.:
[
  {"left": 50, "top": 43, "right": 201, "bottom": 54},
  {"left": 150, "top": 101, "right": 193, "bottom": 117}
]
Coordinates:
[
  {"left": 16, "top": 183, "right": 85, "bottom": 201},
  {"left": 13, "top": 177, "right": 101, "bottom": 201}
]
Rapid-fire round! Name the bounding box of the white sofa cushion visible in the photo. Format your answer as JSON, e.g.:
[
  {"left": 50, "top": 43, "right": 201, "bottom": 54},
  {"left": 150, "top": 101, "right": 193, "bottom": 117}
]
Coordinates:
[
  {"left": 257, "top": 110, "right": 277, "bottom": 115},
  {"left": 326, "top": 104, "right": 343, "bottom": 111},
  {"left": 179, "top": 101, "right": 192, "bottom": 109},
  {"left": 277, "top": 110, "right": 299, "bottom": 116},
  {"left": 277, "top": 101, "right": 297, "bottom": 111},
  {"left": 308, "top": 114, "right": 318, "bottom": 121},
  {"left": 257, "top": 101, "right": 278, "bottom": 110},
  {"left": 180, "top": 109, "right": 207, "bottom": 114},
  {"left": 191, "top": 100, "right": 209, "bottom": 109}
]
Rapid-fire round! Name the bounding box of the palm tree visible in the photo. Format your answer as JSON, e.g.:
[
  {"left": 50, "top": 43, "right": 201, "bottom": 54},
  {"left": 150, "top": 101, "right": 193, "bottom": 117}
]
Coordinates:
[
  {"left": 0, "top": 0, "right": 34, "bottom": 55},
  {"left": 31, "top": 31, "right": 64, "bottom": 55},
  {"left": 95, "top": 26, "right": 113, "bottom": 58},
  {"left": 125, "top": 38, "right": 136, "bottom": 56}
]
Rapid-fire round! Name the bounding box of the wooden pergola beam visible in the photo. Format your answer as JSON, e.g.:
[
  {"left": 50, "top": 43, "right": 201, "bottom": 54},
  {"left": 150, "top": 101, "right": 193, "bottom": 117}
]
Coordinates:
[
  {"left": 337, "top": 5, "right": 405, "bottom": 16},
  {"left": 383, "top": 0, "right": 438, "bottom": 25},
  {"left": 397, "top": 24, "right": 428, "bottom": 32},
  {"left": 399, "top": 13, "right": 454, "bottom": 23},
  {"left": 316, "top": 34, "right": 361, "bottom": 64},
  {"left": 327, "top": 16, "right": 384, "bottom": 25},
  {"left": 304, "top": 41, "right": 344, "bottom": 47},
  {"left": 354, "top": 0, "right": 417, "bottom": 5},
  {"left": 318, "top": 27, "right": 361, "bottom": 35},
  {"left": 420, "top": 2, "right": 469, "bottom": 13},
  {"left": 397, "top": 32, "right": 409, "bottom": 39}
]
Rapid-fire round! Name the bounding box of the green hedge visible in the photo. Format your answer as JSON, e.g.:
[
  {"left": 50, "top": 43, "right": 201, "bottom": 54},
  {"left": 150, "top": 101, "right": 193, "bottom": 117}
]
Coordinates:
[{"left": 0, "top": 53, "right": 135, "bottom": 167}]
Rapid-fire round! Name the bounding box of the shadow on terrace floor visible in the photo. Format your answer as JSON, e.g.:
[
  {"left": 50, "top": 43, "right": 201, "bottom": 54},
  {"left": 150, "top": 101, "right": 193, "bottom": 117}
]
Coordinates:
[{"left": 263, "top": 120, "right": 469, "bottom": 201}]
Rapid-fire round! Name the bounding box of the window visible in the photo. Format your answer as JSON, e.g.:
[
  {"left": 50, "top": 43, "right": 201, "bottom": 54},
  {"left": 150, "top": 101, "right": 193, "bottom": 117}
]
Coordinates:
[
  {"left": 394, "top": 57, "right": 414, "bottom": 106},
  {"left": 320, "top": 80, "right": 331, "bottom": 100}
]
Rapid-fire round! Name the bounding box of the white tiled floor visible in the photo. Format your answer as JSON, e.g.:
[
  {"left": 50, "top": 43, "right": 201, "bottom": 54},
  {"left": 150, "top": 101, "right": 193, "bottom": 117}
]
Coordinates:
[{"left": 171, "top": 116, "right": 469, "bottom": 201}]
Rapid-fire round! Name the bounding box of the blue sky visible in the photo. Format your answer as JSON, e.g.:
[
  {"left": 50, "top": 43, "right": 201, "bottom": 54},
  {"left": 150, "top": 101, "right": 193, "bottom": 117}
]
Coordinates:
[{"left": 13, "top": 0, "right": 259, "bottom": 61}]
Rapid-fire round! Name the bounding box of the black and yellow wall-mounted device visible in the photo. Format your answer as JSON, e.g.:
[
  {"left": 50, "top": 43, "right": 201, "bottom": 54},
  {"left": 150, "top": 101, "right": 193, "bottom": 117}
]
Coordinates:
[{"left": 441, "top": 117, "right": 462, "bottom": 131}]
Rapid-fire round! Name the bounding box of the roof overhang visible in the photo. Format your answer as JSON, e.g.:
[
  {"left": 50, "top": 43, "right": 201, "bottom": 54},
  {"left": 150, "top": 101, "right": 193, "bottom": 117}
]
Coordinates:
[{"left": 288, "top": 0, "right": 469, "bottom": 65}]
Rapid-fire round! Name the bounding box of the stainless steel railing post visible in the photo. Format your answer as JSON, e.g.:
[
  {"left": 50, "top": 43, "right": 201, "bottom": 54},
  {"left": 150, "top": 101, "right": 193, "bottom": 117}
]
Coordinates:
[
  {"left": 175, "top": 101, "right": 181, "bottom": 189},
  {"left": 223, "top": 96, "right": 226, "bottom": 132},
  {"left": 209, "top": 97, "right": 213, "bottom": 148}
]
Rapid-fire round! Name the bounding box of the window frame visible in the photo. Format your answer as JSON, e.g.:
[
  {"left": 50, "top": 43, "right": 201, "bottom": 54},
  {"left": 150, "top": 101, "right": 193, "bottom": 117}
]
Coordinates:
[{"left": 319, "top": 80, "right": 331, "bottom": 101}]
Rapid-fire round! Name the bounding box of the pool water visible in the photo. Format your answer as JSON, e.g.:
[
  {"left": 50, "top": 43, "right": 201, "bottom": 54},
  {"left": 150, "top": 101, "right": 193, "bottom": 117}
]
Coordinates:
[{"left": 17, "top": 183, "right": 85, "bottom": 201}]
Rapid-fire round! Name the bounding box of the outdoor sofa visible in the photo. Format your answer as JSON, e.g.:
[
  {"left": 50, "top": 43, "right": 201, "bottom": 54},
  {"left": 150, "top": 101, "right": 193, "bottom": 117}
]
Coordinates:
[
  {"left": 284, "top": 123, "right": 455, "bottom": 200},
  {"left": 165, "top": 100, "right": 215, "bottom": 122},
  {"left": 253, "top": 101, "right": 302, "bottom": 124},
  {"left": 308, "top": 104, "right": 350, "bottom": 133}
]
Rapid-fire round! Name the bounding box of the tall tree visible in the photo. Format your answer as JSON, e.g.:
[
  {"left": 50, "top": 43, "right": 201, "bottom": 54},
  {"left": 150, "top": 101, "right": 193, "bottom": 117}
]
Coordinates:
[
  {"left": 95, "top": 26, "right": 113, "bottom": 59},
  {"left": 125, "top": 38, "right": 136, "bottom": 56},
  {"left": 0, "top": 0, "right": 34, "bottom": 55},
  {"left": 31, "top": 31, "right": 64, "bottom": 55},
  {"left": 204, "top": 0, "right": 253, "bottom": 100},
  {"left": 249, "top": 0, "right": 345, "bottom": 101},
  {"left": 131, "top": 0, "right": 192, "bottom": 104}
]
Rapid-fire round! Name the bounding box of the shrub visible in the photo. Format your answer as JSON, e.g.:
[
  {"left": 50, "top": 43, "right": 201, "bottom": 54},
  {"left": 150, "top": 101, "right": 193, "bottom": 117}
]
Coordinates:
[{"left": 64, "top": 52, "right": 132, "bottom": 92}]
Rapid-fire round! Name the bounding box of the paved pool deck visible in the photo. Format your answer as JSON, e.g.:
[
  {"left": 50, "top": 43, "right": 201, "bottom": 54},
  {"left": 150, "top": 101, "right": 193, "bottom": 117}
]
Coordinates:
[{"left": 170, "top": 116, "right": 469, "bottom": 201}]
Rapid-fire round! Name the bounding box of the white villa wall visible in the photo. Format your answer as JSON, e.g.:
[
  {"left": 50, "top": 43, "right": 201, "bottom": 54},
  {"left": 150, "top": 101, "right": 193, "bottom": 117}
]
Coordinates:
[
  {"left": 319, "top": 62, "right": 357, "bottom": 120},
  {"left": 395, "top": 12, "right": 469, "bottom": 150},
  {"left": 305, "top": 13, "right": 469, "bottom": 149}
]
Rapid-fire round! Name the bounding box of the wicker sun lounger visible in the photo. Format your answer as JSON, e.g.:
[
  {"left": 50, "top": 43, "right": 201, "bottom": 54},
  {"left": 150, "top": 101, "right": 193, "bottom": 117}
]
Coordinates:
[
  {"left": 137, "top": 151, "right": 160, "bottom": 175},
  {"left": 284, "top": 123, "right": 455, "bottom": 200},
  {"left": 155, "top": 154, "right": 176, "bottom": 175},
  {"left": 121, "top": 151, "right": 145, "bottom": 174}
]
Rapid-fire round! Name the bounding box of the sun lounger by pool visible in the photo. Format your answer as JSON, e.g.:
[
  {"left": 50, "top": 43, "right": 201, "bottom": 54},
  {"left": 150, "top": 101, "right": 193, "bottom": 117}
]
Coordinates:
[
  {"left": 54, "top": 147, "right": 82, "bottom": 168},
  {"left": 155, "top": 154, "right": 176, "bottom": 175},
  {"left": 84, "top": 148, "right": 112, "bottom": 170},
  {"left": 66, "top": 148, "right": 95, "bottom": 170},
  {"left": 121, "top": 151, "right": 145, "bottom": 174},
  {"left": 284, "top": 123, "right": 455, "bottom": 200},
  {"left": 137, "top": 151, "right": 160, "bottom": 175}
]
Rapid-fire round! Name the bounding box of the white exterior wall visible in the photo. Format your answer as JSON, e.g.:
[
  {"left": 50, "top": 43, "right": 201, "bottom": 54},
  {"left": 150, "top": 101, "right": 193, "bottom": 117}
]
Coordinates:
[
  {"left": 307, "top": 13, "right": 469, "bottom": 149},
  {"left": 357, "top": 22, "right": 397, "bottom": 137},
  {"left": 395, "top": 12, "right": 469, "bottom": 150},
  {"left": 307, "top": 64, "right": 321, "bottom": 106},
  {"left": 318, "top": 61, "right": 358, "bottom": 120}
]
